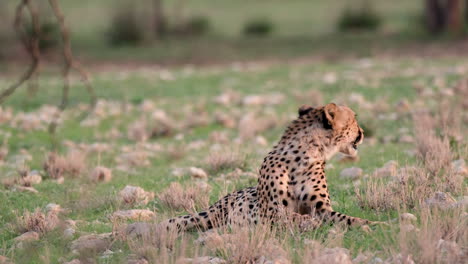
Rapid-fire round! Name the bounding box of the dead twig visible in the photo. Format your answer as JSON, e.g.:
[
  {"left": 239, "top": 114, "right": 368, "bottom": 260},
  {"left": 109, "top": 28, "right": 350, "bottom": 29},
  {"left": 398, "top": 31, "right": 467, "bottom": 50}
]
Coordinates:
[
  {"left": 47, "top": 0, "right": 97, "bottom": 135},
  {"left": 0, "top": 0, "right": 41, "bottom": 104}
]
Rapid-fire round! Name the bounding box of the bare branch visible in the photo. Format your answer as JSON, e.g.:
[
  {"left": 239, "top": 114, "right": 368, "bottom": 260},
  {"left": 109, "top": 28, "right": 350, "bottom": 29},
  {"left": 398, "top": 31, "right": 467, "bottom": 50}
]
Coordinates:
[
  {"left": 47, "top": 0, "right": 97, "bottom": 135},
  {"left": 0, "top": 0, "right": 41, "bottom": 104}
]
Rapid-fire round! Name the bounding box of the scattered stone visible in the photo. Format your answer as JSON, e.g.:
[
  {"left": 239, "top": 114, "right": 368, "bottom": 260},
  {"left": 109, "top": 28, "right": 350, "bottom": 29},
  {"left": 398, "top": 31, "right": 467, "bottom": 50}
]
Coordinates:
[
  {"left": 436, "top": 239, "right": 463, "bottom": 260},
  {"left": 214, "top": 112, "right": 236, "bottom": 128},
  {"left": 0, "top": 255, "right": 13, "bottom": 264},
  {"left": 14, "top": 231, "right": 40, "bottom": 242},
  {"left": 242, "top": 93, "right": 284, "bottom": 106},
  {"left": 455, "top": 196, "right": 468, "bottom": 208},
  {"left": 195, "top": 231, "right": 225, "bottom": 249},
  {"left": 451, "top": 159, "right": 467, "bottom": 176},
  {"left": 398, "top": 134, "right": 414, "bottom": 143},
  {"left": 90, "top": 166, "right": 112, "bottom": 183},
  {"left": 127, "top": 256, "right": 150, "bottom": 264},
  {"left": 63, "top": 227, "right": 76, "bottom": 239},
  {"left": 45, "top": 203, "right": 62, "bottom": 214},
  {"left": 254, "top": 135, "right": 268, "bottom": 146},
  {"left": 338, "top": 155, "right": 360, "bottom": 163},
  {"left": 119, "top": 185, "right": 155, "bottom": 206},
  {"left": 213, "top": 90, "right": 241, "bottom": 106},
  {"left": 361, "top": 225, "right": 372, "bottom": 233},
  {"left": 189, "top": 167, "right": 208, "bottom": 179},
  {"left": 70, "top": 233, "right": 112, "bottom": 255},
  {"left": 373, "top": 160, "right": 398, "bottom": 178},
  {"left": 352, "top": 253, "right": 373, "bottom": 264},
  {"left": 176, "top": 256, "right": 226, "bottom": 264},
  {"left": 316, "top": 247, "right": 352, "bottom": 264},
  {"left": 112, "top": 209, "right": 155, "bottom": 221},
  {"left": 125, "top": 222, "right": 155, "bottom": 239},
  {"left": 390, "top": 253, "right": 415, "bottom": 264},
  {"left": 127, "top": 120, "right": 150, "bottom": 142},
  {"left": 400, "top": 224, "right": 416, "bottom": 232},
  {"left": 63, "top": 259, "right": 83, "bottom": 264},
  {"left": 340, "top": 167, "right": 363, "bottom": 180},
  {"left": 15, "top": 186, "right": 39, "bottom": 193},
  {"left": 424, "top": 192, "right": 457, "bottom": 209},
  {"left": 400, "top": 213, "right": 417, "bottom": 222},
  {"left": 395, "top": 99, "right": 411, "bottom": 113}
]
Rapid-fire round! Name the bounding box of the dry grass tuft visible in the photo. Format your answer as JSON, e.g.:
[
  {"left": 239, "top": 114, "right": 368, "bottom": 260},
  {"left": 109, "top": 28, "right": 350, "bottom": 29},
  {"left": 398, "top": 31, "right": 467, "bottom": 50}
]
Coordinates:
[
  {"left": 15, "top": 208, "right": 60, "bottom": 235},
  {"left": 205, "top": 225, "right": 290, "bottom": 264},
  {"left": 394, "top": 207, "right": 467, "bottom": 264},
  {"left": 238, "top": 112, "right": 278, "bottom": 139},
  {"left": 43, "top": 151, "right": 87, "bottom": 179},
  {"left": 119, "top": 185, "right": 155, "bottom": 206},
  {"left": 157, "top": 182, "right": 210, "bottom": 214},
  {"left": 356, "top": 166, "right": 434, "bottom": 211},
  {"left": 413, "top": 111, "right": 452, "bottom": 176},
  {"left": 205, "top": 149, "right": 246, "bottom": 174}
]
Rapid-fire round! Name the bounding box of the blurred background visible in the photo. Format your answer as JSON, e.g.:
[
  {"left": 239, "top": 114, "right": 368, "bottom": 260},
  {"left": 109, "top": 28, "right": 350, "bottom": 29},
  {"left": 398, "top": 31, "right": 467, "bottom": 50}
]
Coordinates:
[{"left": 0, "top": 0, "right": 467, "bottom": 68}]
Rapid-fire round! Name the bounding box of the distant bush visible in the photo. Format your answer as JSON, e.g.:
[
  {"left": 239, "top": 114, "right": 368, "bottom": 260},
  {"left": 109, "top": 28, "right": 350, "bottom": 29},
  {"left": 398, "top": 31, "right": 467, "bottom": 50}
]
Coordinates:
[
  {"left": 171, "top": 15, "right": 211, "bottom": 37},
  {"left": 337, "top": 6, "right": 381, "bottom": 32},
  {"left": 107, "top": 8, "right": 145, "bottom": 46},
  {"left": 243, "top": 18, "right": 274, "bottom": 37},
  {"left": 185, "top": 15, "right": 211, "bottom": 35}
]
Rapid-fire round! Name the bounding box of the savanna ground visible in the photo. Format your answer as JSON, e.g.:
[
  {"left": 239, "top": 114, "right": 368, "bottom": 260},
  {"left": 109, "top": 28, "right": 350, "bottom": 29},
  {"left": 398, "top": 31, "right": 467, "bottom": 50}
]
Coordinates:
[{"left": 0, "top": 0, "right": 467, "bottom": 264}]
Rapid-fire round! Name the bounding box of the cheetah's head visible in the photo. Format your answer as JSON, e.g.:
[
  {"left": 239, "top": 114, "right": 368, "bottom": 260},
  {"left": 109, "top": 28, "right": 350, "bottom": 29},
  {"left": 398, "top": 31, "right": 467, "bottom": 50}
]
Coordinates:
[{"left": 298, "top": 103, "right": 364, "bottom": 158}]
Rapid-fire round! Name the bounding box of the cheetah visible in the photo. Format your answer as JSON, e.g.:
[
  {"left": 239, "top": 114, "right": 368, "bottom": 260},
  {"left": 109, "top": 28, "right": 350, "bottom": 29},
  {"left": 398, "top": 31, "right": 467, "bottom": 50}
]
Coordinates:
[{"left": 160, "top": 103, "right": 373, "bottom": 233}]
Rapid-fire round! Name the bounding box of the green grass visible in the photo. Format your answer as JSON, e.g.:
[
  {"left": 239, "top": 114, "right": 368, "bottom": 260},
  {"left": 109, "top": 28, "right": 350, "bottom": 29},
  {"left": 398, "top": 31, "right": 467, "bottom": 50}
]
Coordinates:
[
  {"left": 2, "top": 0, "right": 456, "bottom": 65},
  {"left": 0, "top": 54, "right": 466, "bottom": 262}
]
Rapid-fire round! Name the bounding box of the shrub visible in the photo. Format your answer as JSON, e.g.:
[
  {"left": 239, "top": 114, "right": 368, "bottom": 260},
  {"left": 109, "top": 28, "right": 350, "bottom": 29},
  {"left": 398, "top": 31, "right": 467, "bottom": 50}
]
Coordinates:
[
  {"left": 107, "top": 7, "right": 145, "bottom": 46},
  {"left": 243, "top": 18, "right": 274, "bottom": 37},
  {"left": 185, "top": 15, "right": 211, "bottom": 35},
  {"left": 337, "top": 5, "right": 381, "bottom": 32},
  {"left": 170, "top": 15, "right": 211, "bottom": 37}
]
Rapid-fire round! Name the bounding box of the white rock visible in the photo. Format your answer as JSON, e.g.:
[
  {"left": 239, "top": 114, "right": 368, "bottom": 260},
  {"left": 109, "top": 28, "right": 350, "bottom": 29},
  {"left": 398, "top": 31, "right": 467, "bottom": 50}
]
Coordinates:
[
  {"left": 112, "top": 209, "right": 155, "bottom": 221},
  {"left": 398, "top": 134, "right": 414, "bottom": 143},
  {"left": 400, "top": 213, "right": 417, "bottom": 222},
  {"left": 119, "top": 185, "right": 155, "bottom": 205},
  {"left": 90, "top": 166, "right": 112, "bottom": 183},
  {"left": 15, "top": 186, "right": 38, "bottom": 193},
  {"left": 15, "top": 231, "right": 39, "bottom": 242},
  {"left": 436, "top": 239, "right": 463, "bottom": 258},
  {"left": 451, "top": 159, "right": 467, "bottom": 176},
  {"left": 70, "top": 233, "right": 112, "bottom": 255},
  {"left": 373, "top": 160, "right": 398, "bottom": 178},
  {"left": 316, "top": 247, "right": 352, "bottom": 264},
  {"left": 400, "top": 224, "right": 416, "bottom": 232},
  {"left": 340, "top": 167, "right": 363, "bottom": 180},
  {"left": 63, "top": 228, "right": 76, "bottom": 239},
  {"left": 424, "top": 192, "right": 457, "bottom": 209},
  {"left": 189, "top": 167, "right": 208, "bottom": 179},
  {"left": 45, "top": 203, "right": 62, "bottom": 213},
  {"left": 176, "top": 256, "right": 226, "bottom": 264},
  {"left": 20, "top": 171, "right": 42, "bottom": 185},
  {"left": 254, "top": 136, "right": 268, "bottom": 146}
]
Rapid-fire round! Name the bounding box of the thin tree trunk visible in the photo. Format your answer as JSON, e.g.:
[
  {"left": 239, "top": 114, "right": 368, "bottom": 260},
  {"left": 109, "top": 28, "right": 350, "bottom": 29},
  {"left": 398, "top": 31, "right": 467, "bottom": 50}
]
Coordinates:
[
  {"left": 153, "top": 0, "right": 165, "bottom": 38},
  {"left": 446, "top": 0, "right": 463, "bottom": 33},
  {"left": 425, "top": 0, "right": 446, "bottom": 33}
]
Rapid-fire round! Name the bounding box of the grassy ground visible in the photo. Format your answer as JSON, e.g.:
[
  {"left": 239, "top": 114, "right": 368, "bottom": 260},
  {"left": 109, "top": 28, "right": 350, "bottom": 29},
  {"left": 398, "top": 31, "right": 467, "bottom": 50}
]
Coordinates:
[
  {"left": 2, "top": 0, "right": 454, "bottom": 65},
  {"left": 0, "top": 54, "right": 466, "bottom": 263}
]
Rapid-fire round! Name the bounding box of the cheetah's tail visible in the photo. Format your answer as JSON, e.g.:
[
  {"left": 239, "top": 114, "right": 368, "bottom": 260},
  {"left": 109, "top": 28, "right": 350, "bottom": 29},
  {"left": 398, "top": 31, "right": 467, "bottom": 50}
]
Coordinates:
[
  {"left": 321, "top": 210, "right": 372, "bottom": 227},
  {"left": 159, "top": 202, "right": 227, "bottom": 233}
]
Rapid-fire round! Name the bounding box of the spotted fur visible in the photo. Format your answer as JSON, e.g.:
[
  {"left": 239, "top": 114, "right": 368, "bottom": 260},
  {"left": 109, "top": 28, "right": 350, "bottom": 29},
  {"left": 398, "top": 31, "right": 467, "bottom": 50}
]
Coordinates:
[{"left": 160, "top": 103, "right": 371, "bottom": 233}]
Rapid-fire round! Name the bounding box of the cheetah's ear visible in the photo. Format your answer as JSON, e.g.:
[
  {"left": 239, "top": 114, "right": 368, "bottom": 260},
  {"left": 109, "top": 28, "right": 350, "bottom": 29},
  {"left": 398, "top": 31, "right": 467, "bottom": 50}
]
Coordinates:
[
  {"left": 298, "top": 105, "right": 314, "bottom": 117},
  {"left": 323, "top": 103, "right": 342, "bottom": 130}
]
